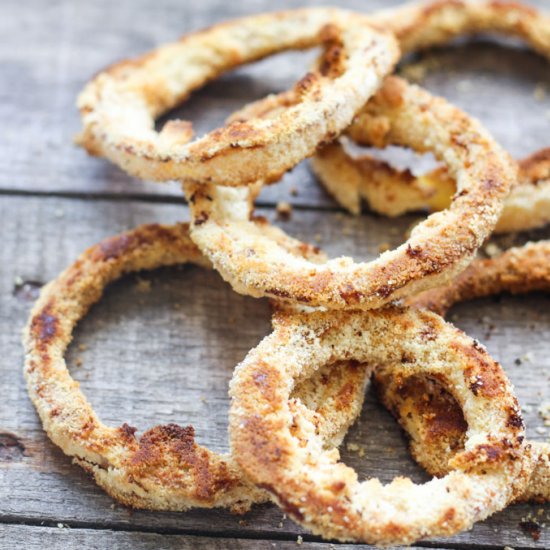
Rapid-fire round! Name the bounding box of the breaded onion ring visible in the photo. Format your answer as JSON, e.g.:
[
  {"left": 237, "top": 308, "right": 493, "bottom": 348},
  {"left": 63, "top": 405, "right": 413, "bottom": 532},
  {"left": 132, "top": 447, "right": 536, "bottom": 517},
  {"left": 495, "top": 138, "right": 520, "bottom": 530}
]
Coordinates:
[
  {"left": 23, "top": 223, "right": 370, "bottom": 512},
  {"left": 311, "top": 142, "right": 550, "bottom": 234},
  {"left": 313, "top": 0, "right": 550, "bottom": 229},
  {"left": 229, "top": 307, "right": 533, "bottom": 545},
  {"left": 373, "top": 0, "right": 550, "bottom": 57},
  {"left": 407, "top": 240, "right": 550, "bottom": 315},
  {"left": 76, "top": 8, "right": 398, "bottom": 186},
  {"left": 374, "top": 242, "right": 550, "bottom": 503},
  {"left": 188, "top": 77, "right": 515, "bottom": 309}
]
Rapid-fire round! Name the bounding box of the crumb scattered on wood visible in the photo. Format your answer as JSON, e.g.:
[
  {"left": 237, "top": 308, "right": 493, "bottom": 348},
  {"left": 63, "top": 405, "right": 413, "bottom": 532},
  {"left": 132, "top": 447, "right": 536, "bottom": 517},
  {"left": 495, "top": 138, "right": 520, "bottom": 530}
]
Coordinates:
[
  {"left": 539, "top": 402, "right": 550, "bottom": 427},
  {"left": 346, "top": 441, "right": 366, "bottom": 457},
  {"left": 519, "top": 516, "right": 542, "bottom": 541},
  {"left": 276, "top": 201, "right": 293, "bottom": 221}
]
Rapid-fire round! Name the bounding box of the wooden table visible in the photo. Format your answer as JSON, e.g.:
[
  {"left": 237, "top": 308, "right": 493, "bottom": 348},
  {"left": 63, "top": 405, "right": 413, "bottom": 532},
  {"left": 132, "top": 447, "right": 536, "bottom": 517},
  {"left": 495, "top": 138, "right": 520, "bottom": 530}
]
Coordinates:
[{"left": 1, "top": 0, "right": 549, "bottom": 548}]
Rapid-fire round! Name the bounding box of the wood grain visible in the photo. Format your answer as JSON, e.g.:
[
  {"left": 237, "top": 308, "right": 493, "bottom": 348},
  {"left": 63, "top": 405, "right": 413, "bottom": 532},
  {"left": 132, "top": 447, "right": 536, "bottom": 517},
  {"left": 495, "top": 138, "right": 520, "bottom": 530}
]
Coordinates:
[
  {"left": 1, "top": 0, "right": 549, "bottom": 207},
  {"left": 0, "top": 525, "right": 450, "bottom": 550},
  {"left": 0, "top": 195, "right": 549, "bottom": 549},
  {"left": 1, "top": 0, "right": 550, "bottom": 547}
]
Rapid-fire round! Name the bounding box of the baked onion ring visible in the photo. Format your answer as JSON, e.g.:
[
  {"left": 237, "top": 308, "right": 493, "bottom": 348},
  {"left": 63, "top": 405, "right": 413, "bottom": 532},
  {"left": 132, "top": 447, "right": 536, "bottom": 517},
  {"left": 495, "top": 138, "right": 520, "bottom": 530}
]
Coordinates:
[
  {"left": 76, "top": 8, "right": 398, "bottom": 186},
  {"left": 229, "top": 307, "right": 533, "bottom": 545},
  {"left": 373, "top": 0, "right": 550, "bottom": 58},
  {"left": 23, "top": 223, "right": 370, "bottom": 512},
  {"left": 372, "top": 242, "right": 550, "bottom": 504},
  {"left": 313, "top": 0, "right": 550, "bottom": 229},
  {"left": 188, "top": 76, "right": 515, "bottom": 309},
  {"left": 311, "top": 139, "right": 550, "bottom": 234}
]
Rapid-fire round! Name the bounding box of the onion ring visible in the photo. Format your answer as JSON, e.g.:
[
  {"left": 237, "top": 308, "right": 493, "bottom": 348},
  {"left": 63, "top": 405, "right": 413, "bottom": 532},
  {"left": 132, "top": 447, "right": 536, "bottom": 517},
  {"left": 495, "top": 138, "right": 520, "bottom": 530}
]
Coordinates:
[
  {"left": 188, "top": 76, "right": 515, "bottom": 309},
  {"left": 374, "top": 242, "right": 550, "bottom": 503},
  {"left": 23, "top": 223, "right": 370, "bottom": 512},
  {"left": 75, "top": 8, "right": 398, "bottom": 186},
  {"left": 313, "top": 0, "right": 550, "bottom": 229},
  {"left": 373, "top": 0, "right": 550, "bottom": 58},
  {"left": 312, "top": 140, "right": 550, "bottom": 234},
  {"left": 229, "top": 307, "right": 533, "bottom": 544}
]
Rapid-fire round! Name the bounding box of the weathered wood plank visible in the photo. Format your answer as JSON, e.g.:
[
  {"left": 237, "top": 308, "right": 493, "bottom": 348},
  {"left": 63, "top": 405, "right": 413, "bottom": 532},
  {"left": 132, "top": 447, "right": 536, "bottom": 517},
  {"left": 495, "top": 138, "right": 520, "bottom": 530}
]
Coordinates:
[
  {"left": 0, "top": 525, "right": 449, "bottom": 550},
  {"left": 1, "top": 0, "right": 549, "bottom": 208},
  {"left": 0, "top": 195, "right": 548, "bottom": 548}
]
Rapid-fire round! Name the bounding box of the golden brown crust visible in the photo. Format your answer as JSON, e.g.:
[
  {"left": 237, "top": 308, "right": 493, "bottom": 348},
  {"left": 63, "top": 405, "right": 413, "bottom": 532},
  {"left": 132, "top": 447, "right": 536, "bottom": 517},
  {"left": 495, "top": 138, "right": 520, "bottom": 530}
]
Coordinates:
[
  {"left": 229, "top": 307, "right": 534, "bottom": 545},
  {"left": 379, "top": 241, "right": 550, "bottom": 504},
  {"left": 23, "top": 223, "right": 369, "bottom": 512},
  {"left": 188, "top": 77, "right": 514, "bottom": 309},
  {"left": 373, "top": 0, "right": 550, "bottom": 57},
  {"left": 76, "top": 8, "right": 398, "bottom": 186},
  {"left": 312, "top": 144, "right": 550, "bottom": 233},
  {"left": 313, "top": 0, "right": 550, "bottom": 231},
  {"left": 407, "top": 241, "right": 550, "bottom": 315}
]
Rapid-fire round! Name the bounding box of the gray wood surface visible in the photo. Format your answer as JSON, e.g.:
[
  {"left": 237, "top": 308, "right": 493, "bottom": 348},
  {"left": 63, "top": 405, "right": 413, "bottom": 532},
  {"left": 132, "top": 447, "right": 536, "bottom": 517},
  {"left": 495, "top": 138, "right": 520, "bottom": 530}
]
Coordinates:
[
  {"left": 0, "top": 525, "right": 450, "bottom": 550},
  {"left": 1, "top": 0, "right": 550, "bottom": 548}
]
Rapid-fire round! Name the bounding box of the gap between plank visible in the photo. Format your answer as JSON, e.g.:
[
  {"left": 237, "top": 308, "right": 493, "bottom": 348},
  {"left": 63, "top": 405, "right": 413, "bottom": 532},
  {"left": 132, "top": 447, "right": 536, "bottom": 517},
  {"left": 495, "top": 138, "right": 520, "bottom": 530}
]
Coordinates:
[
  {"left": 0, "top": 514, "right": 532, "bottom": 550},
  {"left": 0, "top": 188, "right": 348, "bottom": 214}
]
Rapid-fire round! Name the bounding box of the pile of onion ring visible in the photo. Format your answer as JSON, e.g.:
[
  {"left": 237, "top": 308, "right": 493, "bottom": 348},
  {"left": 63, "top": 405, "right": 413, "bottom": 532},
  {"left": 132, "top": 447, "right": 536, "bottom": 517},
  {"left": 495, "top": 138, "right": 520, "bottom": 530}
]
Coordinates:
[{"left": 22, "top": 1, "right": 550, "bottom": 547}]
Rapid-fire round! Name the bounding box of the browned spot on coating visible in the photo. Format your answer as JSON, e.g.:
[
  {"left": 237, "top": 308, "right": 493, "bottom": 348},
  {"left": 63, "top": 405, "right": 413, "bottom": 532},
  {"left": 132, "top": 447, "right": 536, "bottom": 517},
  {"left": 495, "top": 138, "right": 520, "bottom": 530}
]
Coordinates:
[
  {"left": 98, "top": 234, "right": 135, "bottom": 261},
  {"left": 319, "top": 23, "right": 341, "bottom": 43},
  {"left": 319, "top": 41, "right": 345, "bottom": 79},
  {"left": 259, "top": 483, "right": 305, "bottom": 521},
  {"left": 507, "top": 410, "right": 524, "bottom": 430},
  {"left": 519, "top": 147, "right": 550, "bottom": 182},
  {"left": 420, "top": 325, "right": 437, "bottom": 341},
  {"left": 226, "top": 122, "right": 260, "bottom": 141},
  {"left": 294, "top": 72, "right": 319, "bottom": 98},
  {"left": 388, "top": 375, "right": 467, "bottom": 443},
  {"left": 30, "top": 304, "right": 58, "bottom": 350},
  {"left": 267, "top": 288, "right": 292, "bottom": 300},
  {"left": 377, "top": 284, "right": 394, "bottom": 299},
  {"left": 477, "top": 444, "right": 503, "bottom": 462},
  {"left": 338, "top": 285, "right": 363, "bottom": 304},
  {"left": 406, "top": 244, "right": 424, "bottom": 258},
  {"left": 469, "top": 377, "right": 483, "bottom": 396},
  {"left": 252, "top": 364, "right": 282, "bottom": 404},
  {"left": 334, "top": 381, "right": 355, "bottom": 412},
  {"left": 451, "top": 342, "right": 506, "bottom": 399},
  {"left": 239, "top": 415, "right": 286, "bottom": 471},
  {"left": 297, "top": 242, "right": 321, "bottom": 258},
  {"left": 331, "top": 480, "right": 346, "bottom": 492},
  {"left": 251, "top": 215, "right": 268, "bottom": 225},
  {"left": 94, "top": 225, "right": 183, "bottom": 261},
  {"left": 489, "top": 0, "right": 537, "bottom": 17},
  {"left": 119, "top": 423, "right": 138, "bottom": 440},
  {"left": 194, "top": 212, "right": 209, "bottom": 226},
  {"left": 442, "top": 507, "right": 456, "bottom": 523},
  {"left": 130, "top": 423, "right": 236, "bottom": 502}
]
